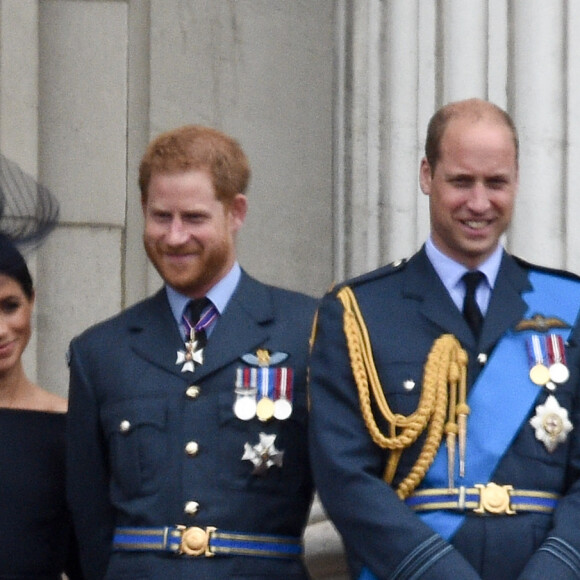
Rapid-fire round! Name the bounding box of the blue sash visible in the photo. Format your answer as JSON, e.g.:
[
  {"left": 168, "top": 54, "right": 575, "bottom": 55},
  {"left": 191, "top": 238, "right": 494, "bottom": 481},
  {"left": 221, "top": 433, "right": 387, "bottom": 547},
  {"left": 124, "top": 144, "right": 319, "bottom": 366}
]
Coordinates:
[{"left": 359, "top": 270, "right": 580, "bottom": 580}]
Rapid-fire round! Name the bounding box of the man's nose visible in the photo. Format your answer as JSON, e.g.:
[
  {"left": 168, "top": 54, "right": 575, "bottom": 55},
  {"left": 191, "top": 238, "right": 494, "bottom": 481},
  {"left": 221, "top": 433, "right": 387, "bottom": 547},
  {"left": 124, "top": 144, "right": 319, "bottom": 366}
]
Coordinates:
[
  {"left": 166, "top": 218, "right": 189, "bottom": 244},
  {"left": 467, "top": 183, "right": 492, "bottom": 212}
]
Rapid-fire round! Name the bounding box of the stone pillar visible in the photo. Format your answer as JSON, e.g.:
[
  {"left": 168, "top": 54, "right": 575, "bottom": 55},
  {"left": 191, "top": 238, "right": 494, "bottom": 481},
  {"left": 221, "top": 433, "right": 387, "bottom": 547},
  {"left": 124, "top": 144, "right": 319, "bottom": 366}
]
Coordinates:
[
  {"left": 336, "top": 0, "right": 580, "bottom": 277},
  {"left": 0, "top": 0, "right": 40, "bottom": 376}
]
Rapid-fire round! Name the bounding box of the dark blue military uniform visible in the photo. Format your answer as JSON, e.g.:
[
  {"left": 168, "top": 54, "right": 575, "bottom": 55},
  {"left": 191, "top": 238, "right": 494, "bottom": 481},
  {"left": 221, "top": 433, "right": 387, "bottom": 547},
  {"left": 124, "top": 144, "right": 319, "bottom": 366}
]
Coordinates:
[
  {"left": 67, "top": 271, "right": 316, "bottom": 579},
  {"left": 309, "top": 247, "right": 580, "bottom": 579}
]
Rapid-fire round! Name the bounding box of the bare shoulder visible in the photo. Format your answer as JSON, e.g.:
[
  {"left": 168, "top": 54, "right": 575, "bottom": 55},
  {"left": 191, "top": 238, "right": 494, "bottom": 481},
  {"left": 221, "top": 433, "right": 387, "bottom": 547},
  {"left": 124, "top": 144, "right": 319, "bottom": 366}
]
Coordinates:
[{"left": 32, "top": 384, "right": 68, "bottom": 413}]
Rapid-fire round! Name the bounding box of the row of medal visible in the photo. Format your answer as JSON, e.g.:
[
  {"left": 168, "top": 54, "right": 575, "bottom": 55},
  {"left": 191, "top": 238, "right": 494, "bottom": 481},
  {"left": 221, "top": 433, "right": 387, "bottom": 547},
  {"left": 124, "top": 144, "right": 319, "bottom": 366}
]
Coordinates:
[
  {"left": 233, "top": 366, "right": 294, "bottom": 422},
  {"left": 526, "top": 333, "right": 573, "bottom": 453},
  {"left": 527, "top": 333, "right": 569, "bottom": 390}
]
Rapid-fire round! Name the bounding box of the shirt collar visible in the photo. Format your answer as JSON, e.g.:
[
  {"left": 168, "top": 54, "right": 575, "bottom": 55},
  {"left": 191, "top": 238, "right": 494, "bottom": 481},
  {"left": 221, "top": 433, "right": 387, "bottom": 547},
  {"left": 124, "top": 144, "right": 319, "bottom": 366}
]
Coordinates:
[
  {"left": 425, "top": 236, "right": 503, "bottom": 291},
  {"left": 165, "top": 262, "right": 242, "bottom": 325}
]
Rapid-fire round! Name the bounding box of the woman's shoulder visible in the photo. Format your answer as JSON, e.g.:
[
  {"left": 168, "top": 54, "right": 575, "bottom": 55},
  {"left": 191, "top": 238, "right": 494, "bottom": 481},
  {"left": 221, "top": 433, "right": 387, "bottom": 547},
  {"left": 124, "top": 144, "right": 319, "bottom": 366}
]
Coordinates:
[
  {"left": 35, "top": 386, "right": 68, "bottom": 413},
  {"left": 20, "top": 383, "right": 68, "bottom": 414}
]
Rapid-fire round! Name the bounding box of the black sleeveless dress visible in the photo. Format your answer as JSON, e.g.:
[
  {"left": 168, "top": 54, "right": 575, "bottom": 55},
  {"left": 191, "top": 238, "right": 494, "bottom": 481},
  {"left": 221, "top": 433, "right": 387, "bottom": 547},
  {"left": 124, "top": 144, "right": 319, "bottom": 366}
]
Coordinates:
[{"left": 0, "top": 408, "right": 82, "bottom": 579}]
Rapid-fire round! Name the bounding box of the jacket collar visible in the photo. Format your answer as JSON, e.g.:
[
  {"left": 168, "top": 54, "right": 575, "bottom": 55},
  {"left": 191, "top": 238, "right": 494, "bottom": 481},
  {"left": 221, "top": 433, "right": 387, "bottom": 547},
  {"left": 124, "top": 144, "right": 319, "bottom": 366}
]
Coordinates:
[
  {"left": 402, "top": 247, "right": 530, "bottom": 350},
  {"left": 125, "top": 271, "right": 274, "bottom": 381}
]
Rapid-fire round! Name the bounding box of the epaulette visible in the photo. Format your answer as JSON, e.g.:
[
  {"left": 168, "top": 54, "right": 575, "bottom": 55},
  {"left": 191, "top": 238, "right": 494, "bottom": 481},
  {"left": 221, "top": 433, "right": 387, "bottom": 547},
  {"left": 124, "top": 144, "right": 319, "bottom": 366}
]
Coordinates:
[
  {"left": 333, "top": 257, "right": 409, "bottom": 293},
  {"left": 512, "top": 255, "right": 580, "bottom": 283}
]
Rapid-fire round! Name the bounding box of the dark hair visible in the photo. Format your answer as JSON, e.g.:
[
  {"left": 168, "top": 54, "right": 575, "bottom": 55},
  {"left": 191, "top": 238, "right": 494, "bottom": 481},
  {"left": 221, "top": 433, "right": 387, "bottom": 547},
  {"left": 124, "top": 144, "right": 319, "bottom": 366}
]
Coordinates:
[
  {"left": 424, "top": 98, "right": 519, "bottom": 172},
  {"left": 0, "top": 234, "right": 34, "bottom": 298},
  {"left": 139, "top": 125, "right": 251, "bottom": 204}
]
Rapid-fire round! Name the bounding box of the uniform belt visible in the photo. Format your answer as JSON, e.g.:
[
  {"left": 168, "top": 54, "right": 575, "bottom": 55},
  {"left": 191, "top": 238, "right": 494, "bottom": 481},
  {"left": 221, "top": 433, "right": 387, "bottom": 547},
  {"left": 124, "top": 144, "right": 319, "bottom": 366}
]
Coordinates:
[
  {"left": 113, "top": 526, "right": 302, "bottom": 559},
  {"left": 405, "top": 483, "right": 559, "bottom": 515}
]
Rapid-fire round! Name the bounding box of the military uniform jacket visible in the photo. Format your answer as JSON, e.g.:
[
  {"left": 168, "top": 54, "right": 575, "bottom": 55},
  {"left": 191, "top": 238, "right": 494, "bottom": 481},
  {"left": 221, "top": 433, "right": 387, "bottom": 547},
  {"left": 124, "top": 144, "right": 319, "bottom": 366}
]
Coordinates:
[
  {"left": 309, "top": 248, "right": 580, "bottom": 580},
  {"left": 67, "top": 271, "right": 317, "bottom": 580}
]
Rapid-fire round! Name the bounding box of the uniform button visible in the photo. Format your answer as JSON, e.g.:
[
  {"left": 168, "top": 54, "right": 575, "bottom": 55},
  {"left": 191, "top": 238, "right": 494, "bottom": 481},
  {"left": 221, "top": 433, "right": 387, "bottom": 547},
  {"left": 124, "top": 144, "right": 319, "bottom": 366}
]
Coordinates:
[
  {"left": 184, "top": 501, "right": 200, "bottom": 516},
  {"left": 119, "top": 420, "right": 131, "bottom": 433},
  {"left": 185, "top": 441, "right": 199, "bottom": 457},
  {"left": 186, "top": 385, "right": 201, "bottom": 399}
]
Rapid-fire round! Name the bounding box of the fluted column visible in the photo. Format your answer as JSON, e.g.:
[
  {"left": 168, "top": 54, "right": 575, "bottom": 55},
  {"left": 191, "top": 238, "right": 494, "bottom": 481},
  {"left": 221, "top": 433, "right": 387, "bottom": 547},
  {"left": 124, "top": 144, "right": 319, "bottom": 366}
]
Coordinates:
[
  {"left": 567, "top": 1, "right": 580, "bottom": 274},
  {"left": 510, "top": 1, "right": 567, "bottom": 266},
  {"left": 337, "top": 0, "right": 577, "bottom": 277}
]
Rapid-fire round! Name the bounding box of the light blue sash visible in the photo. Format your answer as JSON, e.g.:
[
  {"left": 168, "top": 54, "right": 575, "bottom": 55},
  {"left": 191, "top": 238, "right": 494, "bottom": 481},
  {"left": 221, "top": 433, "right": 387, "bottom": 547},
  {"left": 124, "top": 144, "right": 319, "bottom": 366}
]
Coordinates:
[{"left": 359, "top": 270, "right": 580, "bottom": 580}]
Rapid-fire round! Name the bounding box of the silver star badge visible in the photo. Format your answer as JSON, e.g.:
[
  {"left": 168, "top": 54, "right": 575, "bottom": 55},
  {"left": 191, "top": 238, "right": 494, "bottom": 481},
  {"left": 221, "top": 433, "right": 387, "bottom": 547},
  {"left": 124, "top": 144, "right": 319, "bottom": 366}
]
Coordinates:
[
  {"left": 242, "top": 432, "right": 284, "bottom": 475},
  {"left": 176, "top": 338, "right": 204, "bottom": 373},
  {"left": 530, "top": 395, "right": 573, "bottom": 452}
]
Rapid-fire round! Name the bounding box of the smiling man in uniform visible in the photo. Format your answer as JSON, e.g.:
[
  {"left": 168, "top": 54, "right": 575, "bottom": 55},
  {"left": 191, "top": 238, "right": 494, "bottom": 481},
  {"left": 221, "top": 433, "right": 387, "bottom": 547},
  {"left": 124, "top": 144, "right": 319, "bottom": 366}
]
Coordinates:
[
  {"left": 67, "top": 125, "right": 316, "bottom": 579},
  {"left": 309, "top": 98, "right": 580, "bottom": 579}
]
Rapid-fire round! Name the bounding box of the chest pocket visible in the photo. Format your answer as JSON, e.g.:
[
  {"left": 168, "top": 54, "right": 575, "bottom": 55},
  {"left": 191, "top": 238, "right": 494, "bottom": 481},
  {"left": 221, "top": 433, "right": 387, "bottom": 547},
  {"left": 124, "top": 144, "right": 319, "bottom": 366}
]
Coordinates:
[
  {"left": 217, "top": 391, "right": 309, "bottom": 494},
  {"left": 101, "top": 397, "right": 168, "bottom": 499}
]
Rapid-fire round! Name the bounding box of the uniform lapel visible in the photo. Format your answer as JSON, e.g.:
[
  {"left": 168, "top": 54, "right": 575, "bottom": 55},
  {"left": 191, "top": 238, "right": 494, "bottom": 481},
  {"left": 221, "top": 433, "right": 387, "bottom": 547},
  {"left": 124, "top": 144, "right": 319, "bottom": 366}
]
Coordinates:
[
  {"left": 127, "top": 289, "right": 186, "bottom": 378},
  {"left": 403, "top": 249, "right": 531, "bottom": 351},
  {"left": 403, "top": 249, "right": 475, "bottom": 345},
  {"left": 190, "top": 272, "right": 274, "bottom": 383},
  {"left": 478, "top": 253, "right": 531, "bottom": 352},
  {"left": 126, "top": 275, "right": 274, "bottom": 383}
]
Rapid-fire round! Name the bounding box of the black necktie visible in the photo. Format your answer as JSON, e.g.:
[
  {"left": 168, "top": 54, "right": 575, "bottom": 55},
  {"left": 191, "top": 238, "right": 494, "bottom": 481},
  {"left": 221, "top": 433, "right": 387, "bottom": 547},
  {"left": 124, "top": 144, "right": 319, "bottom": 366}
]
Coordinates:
[
  {"left": 462, "top": 271, "right": 485, "bottom": 339},
  {"left": 186, "top": 297, "right": 211, "bottom": 348}
]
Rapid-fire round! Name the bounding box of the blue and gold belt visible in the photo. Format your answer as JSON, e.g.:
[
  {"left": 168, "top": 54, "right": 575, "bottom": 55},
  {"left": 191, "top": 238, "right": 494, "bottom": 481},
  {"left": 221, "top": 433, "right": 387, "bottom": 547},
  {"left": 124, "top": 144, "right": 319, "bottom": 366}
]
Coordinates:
[
  {"left": 113, "top": 526, "right": 302, "bottom": 559},
  {"left": 405, "top": 483, "right": 558, "bottom": 515}
]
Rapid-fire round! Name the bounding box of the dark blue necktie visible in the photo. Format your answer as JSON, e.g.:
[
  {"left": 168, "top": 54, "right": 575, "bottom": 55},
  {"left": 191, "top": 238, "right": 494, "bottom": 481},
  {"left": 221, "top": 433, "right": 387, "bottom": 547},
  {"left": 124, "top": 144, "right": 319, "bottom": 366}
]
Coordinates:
[{"left": 462, "top": 271, "right": 485, "bottom": 338}]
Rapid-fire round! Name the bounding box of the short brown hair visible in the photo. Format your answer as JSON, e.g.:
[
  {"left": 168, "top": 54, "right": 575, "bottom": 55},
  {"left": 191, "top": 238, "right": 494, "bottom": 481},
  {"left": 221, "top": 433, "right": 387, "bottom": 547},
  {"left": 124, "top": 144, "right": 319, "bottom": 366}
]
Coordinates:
[
  {"left": 139, "top": 125, "right": 251, "bottom": 203},
  {"left": 424, "top": 98, "right": 519, "bottom": 173}
]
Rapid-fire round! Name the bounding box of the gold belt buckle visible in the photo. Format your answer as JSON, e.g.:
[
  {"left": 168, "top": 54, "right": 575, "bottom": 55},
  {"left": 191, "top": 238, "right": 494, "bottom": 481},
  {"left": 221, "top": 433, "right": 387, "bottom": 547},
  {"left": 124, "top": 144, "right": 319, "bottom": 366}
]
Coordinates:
[
  {"left": 474, "top": 483, "right": 515, "bottom": 515},
  {"left": 178, "top": 526, "right": 217, "bottom": 557}
]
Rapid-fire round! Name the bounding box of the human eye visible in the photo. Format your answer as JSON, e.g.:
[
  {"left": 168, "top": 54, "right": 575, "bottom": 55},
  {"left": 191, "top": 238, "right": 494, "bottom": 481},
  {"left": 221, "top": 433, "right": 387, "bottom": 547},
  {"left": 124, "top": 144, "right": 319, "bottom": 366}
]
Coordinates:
[
  {"left": 449, "top": 175, "right": 473, "bottom": 188},
  {"left": 183, "top": 212, "right": 207, "bottom": 224},
  {"left": 486, "top": 176, "right": 509, "bottom": 190},
  {"left": 0, "top": 297, "right": 21, "bottom": 315},
  {"left": 150, "top": 209, "right": 172, "bottom": 223}
]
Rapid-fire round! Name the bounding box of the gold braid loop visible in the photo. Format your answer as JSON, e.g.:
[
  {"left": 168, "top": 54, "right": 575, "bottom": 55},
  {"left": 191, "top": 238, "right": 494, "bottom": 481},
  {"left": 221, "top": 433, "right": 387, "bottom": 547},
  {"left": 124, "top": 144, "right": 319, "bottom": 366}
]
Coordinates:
[{"left": 337, "top": 286, "right": 469, "bottom": 500}]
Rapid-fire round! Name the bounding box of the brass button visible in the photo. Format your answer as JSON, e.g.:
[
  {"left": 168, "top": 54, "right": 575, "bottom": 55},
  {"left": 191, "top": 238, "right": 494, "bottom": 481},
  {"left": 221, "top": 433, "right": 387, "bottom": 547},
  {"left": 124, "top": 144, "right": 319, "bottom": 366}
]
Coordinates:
[
  {"left": 186, "top": 385, "right": 201, "bottom": 399},
  {"left": 119, "top": 420, "right": 131, "bottom": 433},
  {"left": 184, "top": 501, "right": 200, "bottom": 516},
  {"left": 185, "top": 441, "right": 199, "bottom": 457}
]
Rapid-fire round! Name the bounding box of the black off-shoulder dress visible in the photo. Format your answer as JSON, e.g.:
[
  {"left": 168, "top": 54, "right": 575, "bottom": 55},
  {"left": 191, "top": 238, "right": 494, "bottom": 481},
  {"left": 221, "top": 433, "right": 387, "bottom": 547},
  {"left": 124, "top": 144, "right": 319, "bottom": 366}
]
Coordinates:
[{"left": 0, "top": 408, "right": 82, "bottom": 579}]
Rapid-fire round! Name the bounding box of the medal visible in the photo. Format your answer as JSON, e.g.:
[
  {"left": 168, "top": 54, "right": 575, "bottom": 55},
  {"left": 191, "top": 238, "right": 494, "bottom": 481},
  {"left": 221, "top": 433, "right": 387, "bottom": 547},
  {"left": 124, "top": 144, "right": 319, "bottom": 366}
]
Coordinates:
[
  {"left": 527, "top": 335, "right": 550, "bottom": 386},
  {"left": 237, "top": 350, "right": 294, "bottom": 422},
  {"left": 529, "top": 395, "right": 573, "bottom": 452},
  {"left": 547, "top": 334, "right": 570, "bottom": 384},
  {"left": 234, "top": 396, "right": 257, "bottom": 421},
  {"left": 274, "top": 398, "right": 292, "bottom": 421},
  {"left": 256, "top": 397, "right": 275, "bottom": 422},
  {"left": 233, "top": 368, "right": 257, "bottom": 420},
  {"left": 529, "top": 364, "right": 550, "bottom": 386},
  {"left": 273, "top": 368, "right": 294, "bottom": 420},
  {"left": 242, "top": 432, "right": 284, "bottom": 475},
  {"left": 176, "top": 330, "right": 204, "bottom": 373},
  {"left": 176, "top": 303, "right": 218, "bottom": 373},
  {"left": 255, "top": 365, "right": 275, "bottom": 422}
]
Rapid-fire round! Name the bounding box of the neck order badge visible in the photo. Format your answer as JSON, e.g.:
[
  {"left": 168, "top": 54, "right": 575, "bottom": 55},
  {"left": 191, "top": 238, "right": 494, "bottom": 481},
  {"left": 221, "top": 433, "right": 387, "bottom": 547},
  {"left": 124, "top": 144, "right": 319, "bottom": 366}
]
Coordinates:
[{"left": 176, "top": 298, "right": 218, "bottom": 373}]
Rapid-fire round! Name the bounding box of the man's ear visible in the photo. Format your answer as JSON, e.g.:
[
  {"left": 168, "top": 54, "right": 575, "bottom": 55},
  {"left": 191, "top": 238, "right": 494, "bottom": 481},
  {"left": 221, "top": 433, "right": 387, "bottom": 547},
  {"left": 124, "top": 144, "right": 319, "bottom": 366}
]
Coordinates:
[
  {"left": 419, "top": 157, "right": 433, "bottom": 196},
  {"left": 229, "top": 194, "right": 248, "bottom": 232}
]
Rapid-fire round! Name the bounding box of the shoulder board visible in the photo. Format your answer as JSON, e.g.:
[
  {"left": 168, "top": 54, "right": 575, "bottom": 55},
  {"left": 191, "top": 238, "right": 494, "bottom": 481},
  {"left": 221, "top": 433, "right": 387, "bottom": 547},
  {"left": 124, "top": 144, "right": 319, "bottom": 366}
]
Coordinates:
[
  {"left": 512, "top": 255, "right": 580, "bottom": 283},
  {"left": 332, "top": 257, "right": 409, "bottom": 293}
]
